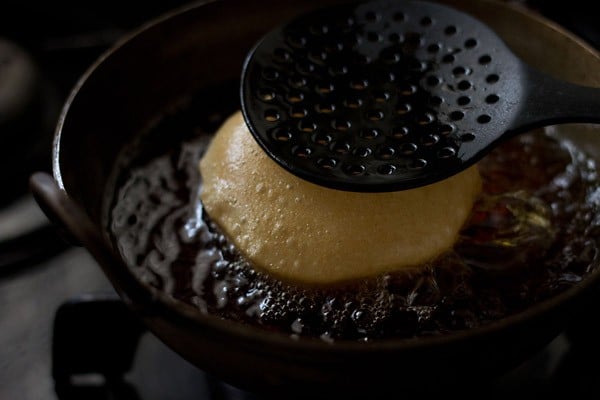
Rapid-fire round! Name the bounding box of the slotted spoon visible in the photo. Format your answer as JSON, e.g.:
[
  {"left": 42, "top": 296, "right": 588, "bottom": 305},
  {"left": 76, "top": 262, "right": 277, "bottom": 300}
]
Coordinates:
[{"left": 241, "top": 0, "right": 600, "bottom": 191}]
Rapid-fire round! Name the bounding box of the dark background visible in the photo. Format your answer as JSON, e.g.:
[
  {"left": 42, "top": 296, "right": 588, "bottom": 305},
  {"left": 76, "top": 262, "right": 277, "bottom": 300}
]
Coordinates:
[
  {"left": 0, "top": 0, "right": 597, "bottom": 100},
  {"left": 0, "top": 0, "right": 192, "bottom": 103}
]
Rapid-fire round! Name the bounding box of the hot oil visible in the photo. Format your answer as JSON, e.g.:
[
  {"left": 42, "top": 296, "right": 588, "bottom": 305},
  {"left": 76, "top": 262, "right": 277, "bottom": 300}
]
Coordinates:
[{"left": 109, "top": 83, "right": 600, "bottom": 341}]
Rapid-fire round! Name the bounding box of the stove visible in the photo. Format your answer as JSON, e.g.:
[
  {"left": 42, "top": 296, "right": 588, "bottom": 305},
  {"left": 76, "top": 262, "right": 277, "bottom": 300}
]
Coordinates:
[{"left": 1, "top": 1, "right": 599, "bottom": 399}]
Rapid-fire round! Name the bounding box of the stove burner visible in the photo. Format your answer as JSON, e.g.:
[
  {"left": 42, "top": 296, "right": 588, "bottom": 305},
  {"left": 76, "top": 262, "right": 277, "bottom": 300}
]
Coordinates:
[
  {"left": 49, "top": 294, "right": 600, "bottom": 400},
  {"left": 51, "top": 294, "right": 259, "bottom": 400},
  {"left": 53, "top": 294, "right": 145, "bottom": 400}
]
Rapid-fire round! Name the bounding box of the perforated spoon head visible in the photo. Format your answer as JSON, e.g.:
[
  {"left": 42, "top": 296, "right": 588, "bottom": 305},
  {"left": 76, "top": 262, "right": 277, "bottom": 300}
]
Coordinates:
[{"left": 241, "top": 0, "right": 600, "bottom": 191}]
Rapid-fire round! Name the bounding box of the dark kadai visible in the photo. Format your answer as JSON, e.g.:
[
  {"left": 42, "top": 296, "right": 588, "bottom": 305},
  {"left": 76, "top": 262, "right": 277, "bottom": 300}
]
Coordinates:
[{"left": 108, "top": 85, "right": 600, "bottom": 342}]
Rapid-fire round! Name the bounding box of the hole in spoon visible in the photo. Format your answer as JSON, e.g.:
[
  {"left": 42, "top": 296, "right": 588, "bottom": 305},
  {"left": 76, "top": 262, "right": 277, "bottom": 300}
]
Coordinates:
[
  {"left": 264, "top": 110, "right": 280, "bottom": 122},
  {"left": 457, "top": 96, "right": 470, "bottom": 106},
  {"left": 464, "top": 38, "right": 477, "bottom": 48},
  {"left": 479, "top": 55, "right": 492, "bottom": 65},
  {"left": 485, "top": 94, "right": 500, "bottom": 104},
  {"left": 486, "top": 74, "right": 500, "bottom": 83},
  {"left": 444, "top": 25, "right": 457, "bottom": 35},
  {"left": 477, "top": 114, "right": 492, "bottom": 124}
]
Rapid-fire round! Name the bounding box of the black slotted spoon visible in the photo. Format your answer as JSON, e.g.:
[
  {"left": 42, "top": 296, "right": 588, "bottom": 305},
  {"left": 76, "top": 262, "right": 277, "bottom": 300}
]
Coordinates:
[{"left": 241, "top": 0, "right": 600, "bottom": 192}]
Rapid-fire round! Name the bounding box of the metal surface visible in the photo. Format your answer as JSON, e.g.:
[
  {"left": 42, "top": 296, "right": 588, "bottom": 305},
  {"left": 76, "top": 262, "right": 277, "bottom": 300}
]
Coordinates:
[{"left": 0, "top": 248, "right": 216, "bottom": 400}]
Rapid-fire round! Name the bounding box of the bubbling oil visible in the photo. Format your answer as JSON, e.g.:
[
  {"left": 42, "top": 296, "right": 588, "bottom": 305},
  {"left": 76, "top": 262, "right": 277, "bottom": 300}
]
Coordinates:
[{"left": 108, "top": 89, "right": 600, "bottom": 342}]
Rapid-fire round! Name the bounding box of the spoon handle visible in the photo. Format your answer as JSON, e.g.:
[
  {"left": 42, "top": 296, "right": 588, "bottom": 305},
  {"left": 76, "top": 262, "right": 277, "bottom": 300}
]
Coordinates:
[{"left": 511, "top": 66, "right": 600, "bottom": 134}]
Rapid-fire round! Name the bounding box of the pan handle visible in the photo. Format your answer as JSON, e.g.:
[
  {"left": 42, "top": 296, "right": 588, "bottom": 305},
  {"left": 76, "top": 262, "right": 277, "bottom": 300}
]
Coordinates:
[
  {"left": 29, "top": 172, "right": 83, "bottom": 246},
  {"left": 29, "top": 172, "right": 158, "bottom": 314}
]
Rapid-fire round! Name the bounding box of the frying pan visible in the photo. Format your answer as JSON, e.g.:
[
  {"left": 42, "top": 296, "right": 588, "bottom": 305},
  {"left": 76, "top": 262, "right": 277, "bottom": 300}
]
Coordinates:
[{"left": 30, "top": 0, "right": 600, "bottom": 396}]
